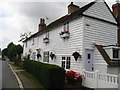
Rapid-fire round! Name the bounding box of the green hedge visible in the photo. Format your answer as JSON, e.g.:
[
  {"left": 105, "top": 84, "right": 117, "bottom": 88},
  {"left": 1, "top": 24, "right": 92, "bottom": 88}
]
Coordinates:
[{"left": 24, "top": 59, "right": 65, "bottom": 89}]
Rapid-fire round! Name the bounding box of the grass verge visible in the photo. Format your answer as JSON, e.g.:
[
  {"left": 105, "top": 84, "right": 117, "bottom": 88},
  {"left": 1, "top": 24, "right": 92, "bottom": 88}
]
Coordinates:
[
  {"left": 11, "top": 64, "right": 18, "bottom": 67},
  {"left": 20, "top": 71, "right": 45, "bottom": 89}
]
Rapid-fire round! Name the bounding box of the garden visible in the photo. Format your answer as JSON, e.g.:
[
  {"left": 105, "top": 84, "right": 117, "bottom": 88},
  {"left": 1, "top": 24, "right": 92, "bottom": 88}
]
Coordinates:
[{"left": 11, "top": 58, "right": 87, "bottom": 90}]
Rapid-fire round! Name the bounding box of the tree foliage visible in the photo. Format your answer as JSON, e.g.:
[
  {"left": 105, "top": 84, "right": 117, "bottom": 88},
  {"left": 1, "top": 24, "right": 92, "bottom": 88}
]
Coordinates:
[
  {"left": 2, "top": 42, "right": 23, "bottom": 64},
  {"left": 2, "top": 48, "right": 8, "bottom": 58}
]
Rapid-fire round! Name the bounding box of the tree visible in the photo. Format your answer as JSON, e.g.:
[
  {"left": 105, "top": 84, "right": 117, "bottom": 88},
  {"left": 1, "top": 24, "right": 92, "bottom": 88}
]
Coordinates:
[
  {"left": 15, "top": 44, "right": 23, "bottom": 64},
  {"left": 7, "top": 42, "right": 17, "bottom": 62},
  {"left": 2, "top": 48, "right": 8, "bottom": 58},
  {"left": 2, "top": 42, "right": 23, "bottom": 64},
  {"left": 16, "top": 44, "right": 23, "bottom": 55}
]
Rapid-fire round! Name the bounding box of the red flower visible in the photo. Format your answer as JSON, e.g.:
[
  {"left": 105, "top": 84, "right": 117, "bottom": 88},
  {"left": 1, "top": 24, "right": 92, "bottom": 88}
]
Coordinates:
[
  {"left": 64, "top": 30, "right": 69, "bottom": 33},
  {"left": 59, "top": 30, "right": 70, "bottom": 35},
  {"left": 65, "top": 70, "right": 86, "bottom": 83},
  {"left": 43, "top": 37, "right": 49, "bottom": 40}
]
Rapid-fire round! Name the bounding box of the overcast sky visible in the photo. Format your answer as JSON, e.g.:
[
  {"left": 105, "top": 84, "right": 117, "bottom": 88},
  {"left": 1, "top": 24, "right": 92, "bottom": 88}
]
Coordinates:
[{"left": 0, "top": 0, "right": 116, "bottom": 50}]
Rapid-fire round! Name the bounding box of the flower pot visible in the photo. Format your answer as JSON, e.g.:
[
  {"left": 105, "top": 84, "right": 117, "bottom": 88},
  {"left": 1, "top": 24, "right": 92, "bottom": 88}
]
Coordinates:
[
  {"left": 60, "top": 34, "right": 65, "bottom": 38},
  {"left": 43, "top": 39, "right": 49, "bottom": 43},
  {"left": 64, "top": 33, "right": 70, "bottom": 38},
  {"left": 74, "top": 81, "right": 82, "bottom": 87},
  {"left": 60, "top": 33, "right": 70, "bottom": 38}
]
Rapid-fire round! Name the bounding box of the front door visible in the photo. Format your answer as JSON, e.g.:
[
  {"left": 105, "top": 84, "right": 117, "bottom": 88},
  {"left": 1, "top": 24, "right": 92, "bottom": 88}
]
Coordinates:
[{"left": 85, "top": 50, "right": 94, "bottom": 71}]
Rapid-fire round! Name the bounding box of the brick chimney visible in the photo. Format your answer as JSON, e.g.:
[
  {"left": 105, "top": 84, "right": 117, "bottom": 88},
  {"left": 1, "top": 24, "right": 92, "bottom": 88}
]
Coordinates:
[
  {"left": 112, "top": 1, "right": 120, "bottom": 45},
  {"left": 68, "top": 2, "right": 79, "bottom": 14},
  {"left": 38, "top": 18, "right": 46, "bottom": 32}
]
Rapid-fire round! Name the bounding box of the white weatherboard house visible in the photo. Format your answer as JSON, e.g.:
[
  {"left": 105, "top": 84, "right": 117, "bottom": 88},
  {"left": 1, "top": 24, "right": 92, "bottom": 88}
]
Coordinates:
[{"left": 23, "top": 0, "right": 120, "bottom": 84}]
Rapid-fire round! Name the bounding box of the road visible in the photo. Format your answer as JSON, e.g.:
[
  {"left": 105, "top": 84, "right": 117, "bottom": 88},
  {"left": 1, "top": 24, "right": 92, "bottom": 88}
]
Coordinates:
[{"left": 2, "top": 60, "right": 19, "bottom": 89}]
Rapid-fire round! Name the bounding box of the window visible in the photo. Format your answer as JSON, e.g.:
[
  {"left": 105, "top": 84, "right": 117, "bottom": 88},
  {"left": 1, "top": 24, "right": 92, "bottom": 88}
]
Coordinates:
[
  {"left": 32, "top": 38, "right": 34, "bottom": 45},
  {"left": 43, "top": 51, "right": 49, "bottom": 62},
  {"left": 45, "top": 31, "right": 49, "bottom": 38},
  {"left": 66, "top": 57, "right": 71, "bottom": 69},
  {"left": 113, "top": 49, "right": 119, "bottom": 58},
  {"left": 64, "top": 24, "right": 66, "bottom": 30},
  {"left": 88, "top": 53, "right": 91, "bottom": 59},
  {"left": 25, "top": 42, "right": 27, "bottom": 48},
  {"left": 62, "top": 56, "right": 66, "bottom": 68},
  {"left": 61, "top": 56, "right": 71, "bottom": 69},
  {"left": 62, "top": 61, "right": 65, "bottom": 68},
  {"left": 67, "top": 22, "right": 69, "bottom": 30},
  {"left": 32, "top": 52, "right": 36, "bottom": 60},
  {"left": 63, "top": 22, "right": 69, "bottom": 30}
]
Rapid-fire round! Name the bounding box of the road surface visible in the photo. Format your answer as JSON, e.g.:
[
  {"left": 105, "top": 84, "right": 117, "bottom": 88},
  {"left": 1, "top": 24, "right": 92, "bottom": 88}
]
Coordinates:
[{"left": 2, "top": 60, "right": 19, "bottom": 89}]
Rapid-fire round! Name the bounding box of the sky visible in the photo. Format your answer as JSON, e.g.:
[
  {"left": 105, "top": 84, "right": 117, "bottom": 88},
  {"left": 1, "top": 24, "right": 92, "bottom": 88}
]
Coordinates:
[{"left": 0, "top": 0, "right": 116, "bottom": 50}]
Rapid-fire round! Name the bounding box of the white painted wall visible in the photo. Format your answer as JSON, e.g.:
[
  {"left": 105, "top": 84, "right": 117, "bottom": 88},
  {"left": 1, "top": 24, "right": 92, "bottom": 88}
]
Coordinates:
[
  {"left": 23, "top": 17, "right": 84, "bottom": 73},
  {"left": 83, "top": 1, "right": 117, "bottom": 24},
  {"left": 82, "top": 1, "right": 118, "bottom": 74},
  {"left": 83, "top": 16, "right": 117, "bottom": 73}
]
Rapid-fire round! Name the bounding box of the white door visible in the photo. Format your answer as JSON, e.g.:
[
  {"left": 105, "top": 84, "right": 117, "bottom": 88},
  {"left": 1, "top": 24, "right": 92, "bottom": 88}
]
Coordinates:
[{"left": 85, "top": 50, "right": 94, "bottom": 71}]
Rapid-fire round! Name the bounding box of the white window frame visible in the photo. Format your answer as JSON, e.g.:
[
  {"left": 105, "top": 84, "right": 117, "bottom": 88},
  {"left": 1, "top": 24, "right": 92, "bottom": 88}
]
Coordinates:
[
  {"left": 63, "top": 22, "right": 69, "bottom": 30},
  {"left": 32, "top": 52, "right": 36, "bottom": 60},
  {"left": 61, "top": 56, "right": 71, "bottom": 69},
  {"left": 25, "top": 42, "right": 27, "bottom": 48},
  {"left": 31, "top": 38, "right": 35, "bottom": 45},
  {"left": 43, "top": 51, "right": 49, "bottom": 63}
]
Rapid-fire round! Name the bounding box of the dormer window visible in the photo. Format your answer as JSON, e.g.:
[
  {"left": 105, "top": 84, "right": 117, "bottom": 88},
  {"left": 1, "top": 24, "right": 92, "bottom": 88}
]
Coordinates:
[
  {"left": 63, "top": 22, "right": 69, "bottom": 30},
  {"left": 113, "top": 49, "right": 119, "bottom": 59},
  {"left": 26, "top": 42, "right": 27, "bottom": 48},
  {"left": 104, "top": 46, "right": 120, "bottom": 61},
  {"left": 67, "top": 22, "right": 69, "bottom": 30},
  {"left": 32, "top": 38, "right": 34, "bottom": 45}
]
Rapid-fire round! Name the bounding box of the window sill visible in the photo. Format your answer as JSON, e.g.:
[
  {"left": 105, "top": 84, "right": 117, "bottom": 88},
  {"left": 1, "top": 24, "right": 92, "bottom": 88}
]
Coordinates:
[{"left": 111, "top": 59, "right": 120, "bottom": 61}]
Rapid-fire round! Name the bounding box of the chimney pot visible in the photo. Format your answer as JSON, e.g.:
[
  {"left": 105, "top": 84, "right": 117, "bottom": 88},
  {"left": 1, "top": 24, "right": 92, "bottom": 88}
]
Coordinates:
[
  {"left": 43, "top": 19, "right": 45, "bottom": 24},
  {"left": 40, "top": 18, "right": 42, "bottom": 24},
  {"left": 38, "top": 18, "right": 46, "bottom": 32}
]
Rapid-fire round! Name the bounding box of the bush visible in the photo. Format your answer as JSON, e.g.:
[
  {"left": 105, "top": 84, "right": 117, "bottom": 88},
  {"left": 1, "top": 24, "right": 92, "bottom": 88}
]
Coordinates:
[{"left": 24, "top": 60, "right": 65, "bottom": 90}]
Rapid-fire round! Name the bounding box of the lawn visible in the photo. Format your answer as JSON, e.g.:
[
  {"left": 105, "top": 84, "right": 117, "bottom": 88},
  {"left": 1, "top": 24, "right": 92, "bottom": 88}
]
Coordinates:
[
  {"left": 11, "top": 64, "right": 18, "bottom": 67},
  {"left": 11, "top": 63, "right": 45, "bottom": 89},
  {"left": 20, "top": 71, "right": 45, "bottom": 89}
]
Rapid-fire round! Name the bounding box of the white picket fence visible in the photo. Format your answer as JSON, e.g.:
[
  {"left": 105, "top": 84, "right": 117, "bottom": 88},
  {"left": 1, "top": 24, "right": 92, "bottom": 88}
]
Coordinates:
[{"left": 82, "top": 70, "right": 119, "bottom": 88}]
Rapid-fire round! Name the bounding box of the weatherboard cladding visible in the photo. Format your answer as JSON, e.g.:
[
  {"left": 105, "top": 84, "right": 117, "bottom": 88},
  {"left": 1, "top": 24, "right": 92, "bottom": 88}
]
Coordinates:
[
  {"left": 23, "top": 17, "right": 84, "bottom": 72},
  {"left": 83, "top": 16, "right": 117, "bottom": 67},
  {"left": 23, "top": 2, "right": 95, "bottom": 42},
  {"left": 82, "top": 1, "right": 117, "bottom": 67},
  {"left": 83, "top": 1, "right": 117, "bottom": 24}
]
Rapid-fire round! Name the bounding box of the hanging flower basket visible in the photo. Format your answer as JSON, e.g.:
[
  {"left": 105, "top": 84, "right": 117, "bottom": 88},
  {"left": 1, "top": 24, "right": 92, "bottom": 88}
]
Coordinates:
[
  {"left": 43, "top": 37, "right": 49, "bottom": 43},
  {"left": 72, "top": 52, "right": 81, "bottom": 61},
  {"left": 59, "top": 30, "right": 70, "bottom": 38},
  {"left": 50, "top": 52, "right": 56, "bottom": 60}
]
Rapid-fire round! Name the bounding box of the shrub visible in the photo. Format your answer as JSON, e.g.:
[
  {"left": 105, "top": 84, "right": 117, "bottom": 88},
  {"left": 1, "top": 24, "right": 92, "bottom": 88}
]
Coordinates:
[{"left": 24, "top": 60, "right": 65, "bottom": 89}]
